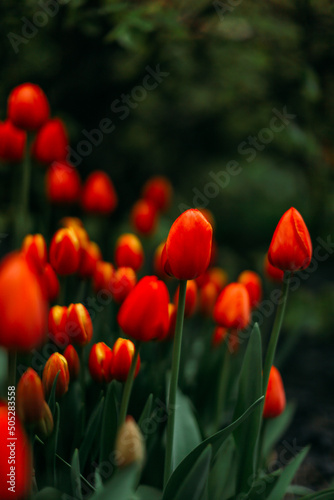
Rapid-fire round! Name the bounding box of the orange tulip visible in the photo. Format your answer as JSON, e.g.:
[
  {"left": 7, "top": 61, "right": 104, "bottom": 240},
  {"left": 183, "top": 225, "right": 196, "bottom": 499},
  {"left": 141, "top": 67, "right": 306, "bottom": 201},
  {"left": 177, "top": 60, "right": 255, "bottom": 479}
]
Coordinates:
[
  {"left": 263, "top": 366, "right": 286, "bottom": 418},
  {"left": 22, "top": 233, "right": 47, "bottom": 274},
  {"left": 93, "top": 261, "right": 114, "bottom": 293},
  {"left": 174, "top": 279, "right": 198, "bottom": 318},
  {"left": 46, "top": 161, "right": 81, "bottom": 205},
  {"left": 142, "top": 176, "right": 172, "bottom": 212},
  {"left": 81, "top": 170, "right": 118, "bottom": 215},
  {"left": 268, "top": 207, "right": 312, "bottom": 272},
  {"left": 78, "top": 241, "right": 102, "bottom": 279},
  {"left": 49, "top": 227, "right": 80, "bottom": 275},
  {"left": 131, "top": 199, "right": 158, "bottom": 235},
  {"left": 66, "top": 303, "right": 93, "bottom": 346},
  {"left": 110, "top": 267, "right": 137, "bottom": 304},
  {"left": 32, "top": 118, "right": 68, "bottom": 164},
  {"left": 48, "top": 306, "right": 68, "bottom": 347},
  {"left": 110, "top": 338, "right": 141, "bottom": 382},
  {"left": 88, "top": 342, "right": 113, "bottom": 384},
  {"left": 238, "top": 270, "right": 262, "bottom": 309},
  {"left": 0, "top": 119, "right": 26, "bottom": 162},
  {"left": 43, "top": 352, "right": 70, "bottom": 398},
  {"left": 8, "top": 82, "right": 49, "bottom": 130},
  {"left": 213, "top": 283, "right": 250, "bottom": 330},
  {"left": 17, "top": 368, "right": 45, "bottom": 423},
  {"left": 115, "top": 233, "right": 144, "bottom": 271},
  {"left": 63, "top": 345, "right": 80, "bottom": 380}
]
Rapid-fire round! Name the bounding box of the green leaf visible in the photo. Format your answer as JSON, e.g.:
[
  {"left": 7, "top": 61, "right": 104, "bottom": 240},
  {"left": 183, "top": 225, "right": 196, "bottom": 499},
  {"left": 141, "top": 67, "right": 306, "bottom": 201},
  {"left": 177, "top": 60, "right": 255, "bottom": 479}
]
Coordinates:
[
  {"left": 262, "top": 403, "right": 295, "bottom": 461},
  {"left": 136, "top": 485, "right": 163, "bottom": 500},
  {"left": 233, "top": 323, "right": 263, "bottom": 495},
  {"left": 208, "top": 435, "right": 236, "bottom": 500},
  {"left": 71, "top": 449, "right": 83, "bottom": 500},
  {"left": 100, "top": 381, "right": 118, "bottom": 465},
  {"left": 91, "top": 464, "right": 140, "bottom": 500},
  {"left": 301, "top": 489, "right": 334, "bottom": 500},
  {"left": 79, "top": 396, "right": 104, "bottom": 471},
  {"left": 47, "top": 371, "right": 60, "bottom": 415},
  {"left": 162, "top": 396, "right": 263, "bottom": 500},
  {"left": 138, "top": 393, "right": 153, "bottom": 430},
  {"left": 173, "top": 445, "right": 212, "bottom": 500}
]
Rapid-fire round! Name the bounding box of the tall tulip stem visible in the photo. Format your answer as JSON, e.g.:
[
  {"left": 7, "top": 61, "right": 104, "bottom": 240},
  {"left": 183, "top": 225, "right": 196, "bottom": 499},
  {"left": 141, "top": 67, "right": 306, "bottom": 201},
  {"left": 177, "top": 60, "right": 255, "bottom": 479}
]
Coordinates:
[
  {"left": 15, "top": 134, "right": 32, "bottom": 247},
  {"left": 164, "top": 279, "right": 187, "bottom": 488},
  {"left": 118, "top": 341, "right": 141, "bottom": 427}
]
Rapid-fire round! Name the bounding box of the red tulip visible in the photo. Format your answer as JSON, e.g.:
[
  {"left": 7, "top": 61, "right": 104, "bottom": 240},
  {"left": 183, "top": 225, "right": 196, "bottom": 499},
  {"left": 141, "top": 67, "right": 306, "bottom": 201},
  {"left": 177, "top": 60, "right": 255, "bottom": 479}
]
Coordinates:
[
  {"left": 153, "top": 242, "right": 169, "bottom": 279},
  {"left": 48, "top": 306, "right": 68, "bottom": 348},
  {"left": 199, "top": 282, "right": 218, "bottom": 317},
  {"left": 49, "top": 227, "right": 80, "bottom": 275},
  {"left": 93, "top": 261, "right": 114, "bottom": 293},
  {"left": 88, "top": 342, "right": 113, "bottom": 384},
  {"left": 110, "top": 267, "right": 137, "bottom": 304},
  {"left": 115, "top": 233, "right": 144, "bottom": 271},
  {"left": 0, "top": 120, "right": 26, "bottom": 162},
  {"left": 264, "top": 253, "right": 284, "bottom": 283},
  {"left": 142, "top": 176, "right": 172, "bottom": 212},
  {"left": 165, "top": 209, "right": 213, "bottom": 280},
  {"left": 46, "top": 161, "right": 81, "bottom": 204},
  {"left": 263, "top": 366, "right": 286, "bottom": 419},
  {"left": 213, "top": 283, "right": 250, "bottom": 330},
  {"left": 78, "top": 241, "right": 102, "bottom": 279},
  {"left": 118, "top": 276, "right": 169, "bottom": 342},
  {"left": 131, "top": 199, "right": 158, "bottom": 235},
  {"left": 268, "top": 207, "right": 312, "bottom": 272},
  {"left": 32, "top": 118, "right": 68, "bottom": 164},
  {"left": 21, "top": 233, "right": 47, "bottom": 274},
  {"left": 17, "top": 368, "right": 45, "bottom": 423},
  {"left": 81, "top": 171, "right": 118, "bottom": 215},
  {"left": 8, "top": 83, "right": 50, "bottom": 130},
  {"left": 174, "top": 279, "right": 198, "bottom": 318},
  {"left": 0, "top": 252, "right": 48, "bottom": 351},
  {"left": 110, "top": 338, "right": 141, "bottom": 382},
  {"left": 0, "top": 404, "right": 32, "bottom": 500},
  {"left": 66, "top": 303, "right": 93, "bottom": 346},
  {"left": 63, "top": 345, "right": 80, "bottom": 380},
  {"left": 238, "top": 270, "right": 262, "bottom": 309},
  {"left": 42, "top": 263, "right": 60, "bottom": 301},
  {"left": 43, "top": 352, "right": 70, "bottom": 398}
]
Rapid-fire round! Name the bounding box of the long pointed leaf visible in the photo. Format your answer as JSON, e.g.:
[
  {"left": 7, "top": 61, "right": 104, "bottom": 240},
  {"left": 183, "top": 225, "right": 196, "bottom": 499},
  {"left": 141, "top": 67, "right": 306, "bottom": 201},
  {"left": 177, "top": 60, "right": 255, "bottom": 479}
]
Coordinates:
[
  {"left": 174, "top": 445, "right": 212, "bottom": 500},
  {"left": 71, "top": 449, "right": 83, "bottom": 500},
  {"left": 79, "top": 396, "right": 104, "bottom": 470}
]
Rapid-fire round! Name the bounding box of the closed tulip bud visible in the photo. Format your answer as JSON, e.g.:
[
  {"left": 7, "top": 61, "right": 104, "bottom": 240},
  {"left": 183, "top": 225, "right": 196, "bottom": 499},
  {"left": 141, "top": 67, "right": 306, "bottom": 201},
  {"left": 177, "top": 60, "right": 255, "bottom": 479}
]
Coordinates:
[
  {"left": 63, "top": 345, "right": 80, "bottom": 380},
  {"left": 115, "top": 416, "right": 145, "bottom": 468},
  {"left": 42, "top": 263, "right": 60, "bottom": 302},
  {"left": 131, "top": 199, "right": 158, "bottom": 235},
  {"left": 115, "top": 233, "right": 144, "bottom": 271},
  {"left": 8, "top": 83, "right": 50, "bottom": 130},
  {"left": 110, "top": 338, "right": 141, "bottom": 382},
  {"left": 88, "top": 342, "right": 113, "bottom": 384},
  {"left": 48, "top": 306, "right": 68, "bottom": 348},
  {"left": 78, "top": 241, "right": 102, "bottom": 279},
  {"left": 166, "top": 209, "right": 213, "bottom": 280},
  {"left": 264, "top": 253, "right": 284, "bottom": 283},
  {"left": 43, "top": 352, "right": 70, "bottom": 399},
  {"left": 214, "top": 283, "right": 251, "bottom": 330},
  {"left": 49, "top": 227, "right": 80, "bottom": 275},
  {"left": 36, "top": 401, "right": 54, "bottom": 439},
  {"left": 212, "top": 326, "right": 228, "bottom": 348},
  {"left": 268, "top": 207, "right": 312, "bottom": 272},
  {"left": 81, "top": 171, "right": 118, "bottom": 215},
  {"left": 238, "top": 270, "right": 262, "bottom": 309},
  {"left": 199, "top": 282, "right": 218, "bottom": 317},
  {"left": 0, "top": 252, "right": 48, "bottom": 351},
  {"left": 263, "top": 366, "right": 286, "bottom": 419},
  {"left": 46, "top": 161, "right": 81, "bottom": 205},
  {"left": 142, "top": 176, "right": 172, "bottom": 212},
  {"left": 174, "top": 279, "right": 198, "bottom": 318},
  {"left": 153, "top": 242, "right": 170, "bottom": 279},
  {"left": 159, "top": 303, "right": 177, "bottom": 341},
  {"left": 110, "top": 267, "right": 137, "bottom": 304},
  {"left": 67, "top": 303, "right": 93, "bottom": 346},
  {"left": 0, "top": 119, "right": 26, "bottom": 162},
  {"left": 118, "top": 276, "right": 169, "bottom": 342},
  {"left": 0, "top": 405, "right": 32, "bottom": 500},
  {"left": 32, "top": 118, "right": 68, "bottom": 164},
  {"left": 22, "top": 233, "right": 47, "bottom": 274},
  {"left": 93, "top": 261, "right": 114, "bottom": 293},
  {"left": 17, "top": 368, "right": 45, "bottom": 423}
]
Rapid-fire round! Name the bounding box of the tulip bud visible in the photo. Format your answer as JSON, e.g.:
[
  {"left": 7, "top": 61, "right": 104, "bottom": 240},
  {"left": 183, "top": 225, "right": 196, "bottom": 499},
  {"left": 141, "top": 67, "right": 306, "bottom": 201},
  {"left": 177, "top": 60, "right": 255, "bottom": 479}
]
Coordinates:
[
  {"left": 238, "top": 270, "right": 262, "bottom": 309},
  {"left": 115, "top": 416, "right": 145, "bottom": 468},
  {"left": 63, "top": 345, "right": 80, "bottom": 380},
  {"left": 211, "top": 326, "right": 228, "bottom": 348},
  {"left": 213, "top": 283, "right": 251, "bottom": 330},
  {"left": 142, "top": 176, "right": 172, "bottom": 212},
  {"left": 110, "top": 338, "right": 140, "bottom": 382},
  {"left": 42, "top": 263, "right": 60, "bottom": 302},
  {"left": 22, "top": 233, "right": 47, "bottom": 274},
  {"left": 78, "top": 241, "right": 102, "bottom": 279},
  {"left": 8, "top": 83, "right": 50, "bottom": 130},
  {"left": 264, "top": 253, "right": 284, "bottom": 283},
  {"left": 268, "top": 207, "right": 312, "bottom": 272},
  {"left": 0, "top": 405, "right": 32, "bottom": 500},
  {"left": 110, "top": 267, "right": 137, "bottom": 304},
  {"left": 81, "top": 170, "right": 118, "bottom": 215},
  {"left": 67, "top": 303, "right": 93, "bottom": 346},
  {"left": 131, "top": 199, "right": 158, "bottom": 235},
  {"left": 36, "top": 401, "right": 54, "bottom": 439},
  {"left": 199, "top": 282, "right": 218, "bottom": 317},
  {"left": 43, "top": 352, "right": 70, "bottom": 398},
  {"left": 166, "top": 209, "right": 213, "bottom": 280},
  {"left": 48, "top": 306, "right": 69, "bottom": 348},
  {"left": 263, "top": 366, "right": 286, "bottom": 419},
  {"left": 93, "top": 261, "right": 114, "bottom": 293},
  {"left": 49, "top": 227, "right": 80, "bottom": 275},
  {"left": 0, "top": 119, "right": 26, "bottom": 162},
  {"left": 88, "top": 342, "right": 113, "bottom": 384},
  {"left": 17, "top": 368, "right": 45, "bottom": 423},
  {"left": 114, "top": 233, "right": 144, "bottom": 271},
  {"left": 118, "top": 276, "right": 169, "bottom": 342},
  {"left": 0, "top": 252, "right": 48, "bottom": 351},
  {"left": 46, "top": 161, "right": 81, "bottom": 205},
  {"left": 32, "top": 118, "right": 68, "bottom": 164},
  {"left": 174, "top": 279, "right": 198, "bottom": 318}
]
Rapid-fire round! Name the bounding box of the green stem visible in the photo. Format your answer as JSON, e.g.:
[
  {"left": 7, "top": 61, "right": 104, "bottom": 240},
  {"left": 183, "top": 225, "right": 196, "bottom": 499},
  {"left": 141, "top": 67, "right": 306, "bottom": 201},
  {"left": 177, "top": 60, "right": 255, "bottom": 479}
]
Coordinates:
[
  {"left": 214, "top": 339, "right": 230, "bottom": 432},
  {"left": 163, "top": 279, "right": 187, "bottom": 488},
  {"left": 263, "top": 272, "right": 291, "bottom": 396},
  {"left": 7, "top": 351, "right": 17, "bottom": 388},
  {"left": 15, "top": 134, "right": 32, "bottom": 248},
  {"left": 118, "top": 341, "right": 142, "bottom": 427}
]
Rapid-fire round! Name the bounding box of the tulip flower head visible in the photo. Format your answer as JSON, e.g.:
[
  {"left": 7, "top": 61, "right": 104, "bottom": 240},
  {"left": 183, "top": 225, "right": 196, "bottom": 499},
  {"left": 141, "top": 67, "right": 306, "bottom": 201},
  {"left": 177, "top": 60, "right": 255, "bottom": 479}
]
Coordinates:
[
  {"left": 64, "top": 345, "right": 80, "bottom": 380},
  {"left": 263, "top": 366, "right": 286, "bottom": 419},
  {"left": 110, "top": 338, "right": 141, "bottom": 382},
  {"left": 213, "top": 283, "right": 251, "bottom": 330},
  {"left": 142, "top": 176, "right": 172, "bottom": 212},
  {"left": 238, "top": 270, "right": 262, "bottom": 309},
  {"left": 78, "top": 241, "right": 102, "bottom": 279},
  {"left": 46, "top": 161, "right": 81, "bottom": 205},
  {"left": 22, "top": 233, "right": 48, "bottom": 274},
  {"left": 88, "top": 342, "right": 113, "bottom": 384},
  {"left": 32, "top": 118, "right": 68, "bottom": 164},
  {"left": 42, "top": 263, "right": 60, "bottom": 301},
  {"left": 17, "top": 368, "right": 45, "bottom": 424},
  {"left": 81, "top": 170, "right": 118, "bottom": 215},
  {"left": 49, "top": 227, "right": 80, "bottom": 275},
  {"left": 131, "top": 198, "right": 158, "bottom": 235},
  {"left": 43, "top": 352, "right": 70, "bottom": 399},
  {"left": 93, "top": 261, "right": 114, "bottom": 293},
  {"left": 0, "top": 119, "right": 26, "bottom": 162},
  {"left": 110, "top": 267, "right": 137, "bottom": 304},
  {"left": 8, "top": 82, "right": 50, "bottom": 130},
  {"left": 48, "top": 305, "right": 68, "bottom": 348},
  {"left": 165, "top": 209, "right": 213, "bottom": 280},
  {"left": 66, "top": 303, "right": 93, "bottom": 346},
  {"left": 268, "top": 207, "right": 312, "bottom": 272},
  {"left": 115, "top": 233, "right": 144, "bottom": 271}
]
